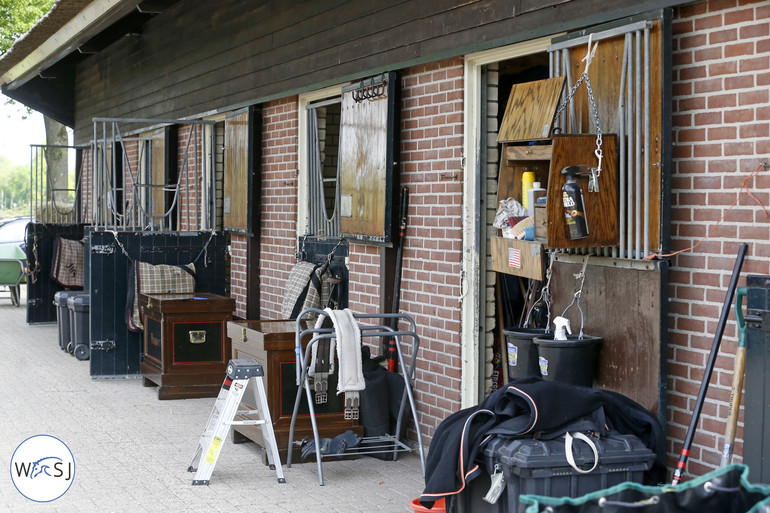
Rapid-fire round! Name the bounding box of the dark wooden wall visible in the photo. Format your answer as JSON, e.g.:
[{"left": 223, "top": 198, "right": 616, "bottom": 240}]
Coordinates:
[
  {"left": 71, "top": 0, "right": 689, "bottom": 142},
  {"left": 550, "top": 256, "right": 668, "bottom": 419}
]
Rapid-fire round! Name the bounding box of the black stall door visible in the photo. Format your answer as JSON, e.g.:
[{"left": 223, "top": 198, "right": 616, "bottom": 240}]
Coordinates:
[{"left": 87, "top": 230, "right": 226, "bottom": 378}]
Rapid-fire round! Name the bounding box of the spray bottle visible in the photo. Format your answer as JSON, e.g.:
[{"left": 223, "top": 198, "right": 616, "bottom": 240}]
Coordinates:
[
  {"left": 553, "top": 316, "right": 572, "bottom": 341},
  {"left": 561, "top": 166, "right": 589, "bottom": 239}
]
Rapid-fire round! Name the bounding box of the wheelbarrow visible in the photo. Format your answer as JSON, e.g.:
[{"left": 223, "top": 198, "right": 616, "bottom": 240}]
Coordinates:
[{"left": 0, "top": 244, "right": 26, "bottom": 307}]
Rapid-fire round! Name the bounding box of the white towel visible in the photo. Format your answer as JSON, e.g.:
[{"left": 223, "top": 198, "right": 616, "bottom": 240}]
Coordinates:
[
  {"left": 307, "top": 308, "right": 365, "bottom": 393},
  {"left": 332, "top": 308, "right": 365, "bottom": 394}
]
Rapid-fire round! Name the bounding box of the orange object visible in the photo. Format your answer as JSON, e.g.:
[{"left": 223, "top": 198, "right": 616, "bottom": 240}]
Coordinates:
[{"left": 409, "top": 497, "right": 445, "bottom": 512}]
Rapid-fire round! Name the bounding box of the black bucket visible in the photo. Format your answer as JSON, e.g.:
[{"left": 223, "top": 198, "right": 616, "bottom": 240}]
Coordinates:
[
  {"left": 503, "top": 327, "right": 547, "bottom": 380},
  {"left": 533, "top": 334, "right": 602, "bottom": 387}
]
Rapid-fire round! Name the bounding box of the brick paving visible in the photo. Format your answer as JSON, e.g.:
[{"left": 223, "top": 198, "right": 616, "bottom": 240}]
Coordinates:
[{"left": 0, "top": 287, "right": 425, "bottom": 512}]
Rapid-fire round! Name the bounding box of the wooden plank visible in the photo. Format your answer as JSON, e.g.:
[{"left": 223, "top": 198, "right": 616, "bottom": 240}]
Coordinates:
[
  {"left": 223, "top": 111, "right": 249, "bottom": 231},
  {"left": 150, "top": 129, "right": 165, "bottom": 222},
  {"left": 550, "top": 259, "right": 662, "bottom": 416},
  {"left": 498, "top": 77, "right": 565, "bottom": 143},
  {"left": 489, "top": 237, "right": 544, "bottom": 281},
  {"left": 71, "top": 0, "right": 668, "bottom": 142},
  {"left": 519, "top": 0, "right": 571, "bottom": 14},
  {"left": 504, "top": 145, "right": 552, "bottom": 161},
  {"left": 546, "top": 134, "right": 619, "bottom": 248}
]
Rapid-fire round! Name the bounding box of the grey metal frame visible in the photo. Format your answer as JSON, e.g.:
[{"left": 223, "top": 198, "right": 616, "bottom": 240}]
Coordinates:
[
  {"left": 29, "top": 144, "right": 87, "bottom": 224},
  {"left": 287, "top": 308, "right": 426, "bottom": 486}
]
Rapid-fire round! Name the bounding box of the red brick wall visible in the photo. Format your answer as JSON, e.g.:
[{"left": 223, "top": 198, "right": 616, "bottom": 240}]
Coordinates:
[
  {"left": 398, "top": 58, "right": 465, "bottom": 439},
  {"left": 80, "top": 149, "right": 93, "bottom": 222},
  {"left": 670, "top": 0, "right": 770, "bottom": 478},
  {"left": 176, "top": 124, "right": 202, "bottom": 231},
  {"left": 228, "top": 62, "right": 465, "bottom": 442}
]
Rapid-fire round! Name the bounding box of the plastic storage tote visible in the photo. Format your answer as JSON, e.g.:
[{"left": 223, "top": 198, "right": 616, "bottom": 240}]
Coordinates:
[{"left": 458, "top": 431, "right": 654, "bottom": 513}]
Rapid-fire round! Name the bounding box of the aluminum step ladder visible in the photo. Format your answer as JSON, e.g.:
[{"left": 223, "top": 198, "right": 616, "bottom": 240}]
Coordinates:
[{"left": 188, "top": 358, "right": 286, "bottom": 485}]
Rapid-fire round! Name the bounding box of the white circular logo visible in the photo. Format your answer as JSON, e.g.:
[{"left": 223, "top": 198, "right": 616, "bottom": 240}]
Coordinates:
[{"left": 10, "top": 435, "right": 75, "bottom": 502}]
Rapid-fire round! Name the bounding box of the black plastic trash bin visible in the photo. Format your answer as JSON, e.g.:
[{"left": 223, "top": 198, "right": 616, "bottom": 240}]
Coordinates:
[
  {"left": 67, "top": 292, "right": 90, "bottom": 361},
  {"left": 503, "top": 327, "right": 547, "bottom": 380},
  {"left": 54, "top": 290, "right": 77, "bottom": 351},
  {"left": 533, "top": 334, "right": 602, "bottom": 387}
]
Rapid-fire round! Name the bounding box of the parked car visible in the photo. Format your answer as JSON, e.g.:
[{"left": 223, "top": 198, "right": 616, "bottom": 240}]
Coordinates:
[{"left": 0, "top": 216, "right": 31, "bottom": 253}]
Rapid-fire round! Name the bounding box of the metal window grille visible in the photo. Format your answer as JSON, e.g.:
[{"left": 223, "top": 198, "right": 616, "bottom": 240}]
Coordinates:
[
  {"left": 549, "top": 20, "right": 657, "bottom": 260},
  {"left": 90, "top": 118, "right": 216, "bottom": 232}
]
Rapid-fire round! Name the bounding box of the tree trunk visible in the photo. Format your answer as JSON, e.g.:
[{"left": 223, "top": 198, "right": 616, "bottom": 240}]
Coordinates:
[{"left": 44, "top": 116, "right": 69, "bottom": 205}]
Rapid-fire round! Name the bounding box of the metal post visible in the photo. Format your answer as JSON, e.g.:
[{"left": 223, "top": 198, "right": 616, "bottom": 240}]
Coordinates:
[
  {"left": 634, "top": 30, "right": 642, "bottom": 260},
  {"left": 618, "top": 33, "right": 629, "bottom": 259},
  {"left": 643, "top": 26, "right": 651, "bottom": 258}
]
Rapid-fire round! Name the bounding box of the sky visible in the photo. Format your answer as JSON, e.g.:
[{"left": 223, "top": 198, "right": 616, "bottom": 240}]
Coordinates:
[{"left": 0, "top": 94, "right": 47, "bottom": 166}]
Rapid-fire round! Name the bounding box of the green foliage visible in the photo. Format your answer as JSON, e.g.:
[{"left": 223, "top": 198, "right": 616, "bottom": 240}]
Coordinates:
[
  {"left": 0, "top": 0, "right": 55, "bottom": 53},
  {"left": 0, "top": 155, "right": 30, "bottom": 211}
]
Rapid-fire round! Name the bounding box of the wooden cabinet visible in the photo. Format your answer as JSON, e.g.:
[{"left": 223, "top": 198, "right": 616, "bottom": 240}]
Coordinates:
[
  {"left": 492, "top": 78, "right": 620, "bottom": 280},
  {"left": 140, "top": 292, "right": 235, "bottom": 399},
  {"left": 227, "top": 319, "right": 362, "bottom": 463}
]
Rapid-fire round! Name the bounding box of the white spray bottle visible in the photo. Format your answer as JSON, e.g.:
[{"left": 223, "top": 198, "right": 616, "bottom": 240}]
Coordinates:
[{"left": 553, "top": 316, "right": 572, "bottom": 340}]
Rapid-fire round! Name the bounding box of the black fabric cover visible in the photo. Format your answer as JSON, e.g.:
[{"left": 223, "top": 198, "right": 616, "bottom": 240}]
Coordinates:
[
  {"left": 359, "top": 346, "right": 408, "bottom": 460},
  {"left": 419, "top": 377, "right": 665, "bottom": 510}
]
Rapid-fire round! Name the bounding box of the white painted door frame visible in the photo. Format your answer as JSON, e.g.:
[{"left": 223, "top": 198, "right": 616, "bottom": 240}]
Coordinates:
[{"left": 460, "top": 35, "right": 555, "bottom": 408}]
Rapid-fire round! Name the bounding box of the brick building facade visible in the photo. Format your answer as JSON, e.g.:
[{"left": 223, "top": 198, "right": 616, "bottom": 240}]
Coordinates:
[{"left": 1, "top": 0, "right": 768, "bottom": 483}]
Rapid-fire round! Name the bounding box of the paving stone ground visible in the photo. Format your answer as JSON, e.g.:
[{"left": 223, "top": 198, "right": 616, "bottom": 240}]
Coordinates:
[{"left": 0, "top": 286, "right": 425, "bottom": 512}]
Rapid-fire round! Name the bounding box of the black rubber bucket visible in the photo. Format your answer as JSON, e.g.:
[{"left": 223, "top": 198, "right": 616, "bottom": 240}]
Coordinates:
[
  {"left": 533, "top": 334, "right": 602, "bottom": 387},
  {"left": 503, "top": 327, "right": 547, "bottom": 380}
]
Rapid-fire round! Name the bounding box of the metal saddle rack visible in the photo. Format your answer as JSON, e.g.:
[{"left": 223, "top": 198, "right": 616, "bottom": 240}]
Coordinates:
[{"left": 287, "top": 308, "right": 426, "bottom": 485}]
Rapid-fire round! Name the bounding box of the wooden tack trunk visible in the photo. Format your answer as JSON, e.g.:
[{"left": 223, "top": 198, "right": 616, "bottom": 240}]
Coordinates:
[
  {"left": 227, "top": 319, "right": 362, "bottom": 464},
  {"left": 140, "top": 292, "right": 235, "bottom": 400}
]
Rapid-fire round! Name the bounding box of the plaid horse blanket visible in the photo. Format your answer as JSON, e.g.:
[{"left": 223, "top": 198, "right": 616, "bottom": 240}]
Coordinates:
[
  {"left": 126, "top": 261, "right": 196, "bottom": 331},
  {"left": 281, "top": 261, "right": 329, "bottom": 320},
  {"left": 51, "top": 237, "right": 84, "bottom": 288}
]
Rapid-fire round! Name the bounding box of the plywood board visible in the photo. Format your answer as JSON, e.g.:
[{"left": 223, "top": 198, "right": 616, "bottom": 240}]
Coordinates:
[
  {"left": 489, "top": 237, "right": 544, "bottom": 281},
  {"left": 150, "top": 129, "right": 166, "bottom": 222},
  {"left": 550, "top": 258, "right": 664, "bottom": 417},
  {"left": 546, "top": 134, "right": 618, "bottom": 248},
  {"left": 223, "top": 111, "right": 249, "bottom": 232},
  {"left": 498, "top": 76, "right": 565, "bottom": 143},
  {"left": 339, "top": 91, "right": 389, "bottom": 239}
]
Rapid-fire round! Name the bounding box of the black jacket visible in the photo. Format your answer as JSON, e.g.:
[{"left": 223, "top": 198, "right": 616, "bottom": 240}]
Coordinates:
[{"left": 419, "top": 377, "right": 665, "bottom": 510}]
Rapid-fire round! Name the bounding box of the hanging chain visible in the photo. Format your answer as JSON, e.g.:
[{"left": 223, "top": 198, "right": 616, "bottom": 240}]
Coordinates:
[
  {"left": 553, "top": 36, "right": 605, "bottom": 192},
  {"left": 554, "top": 71, "right": 603, "bottom": 175}
]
